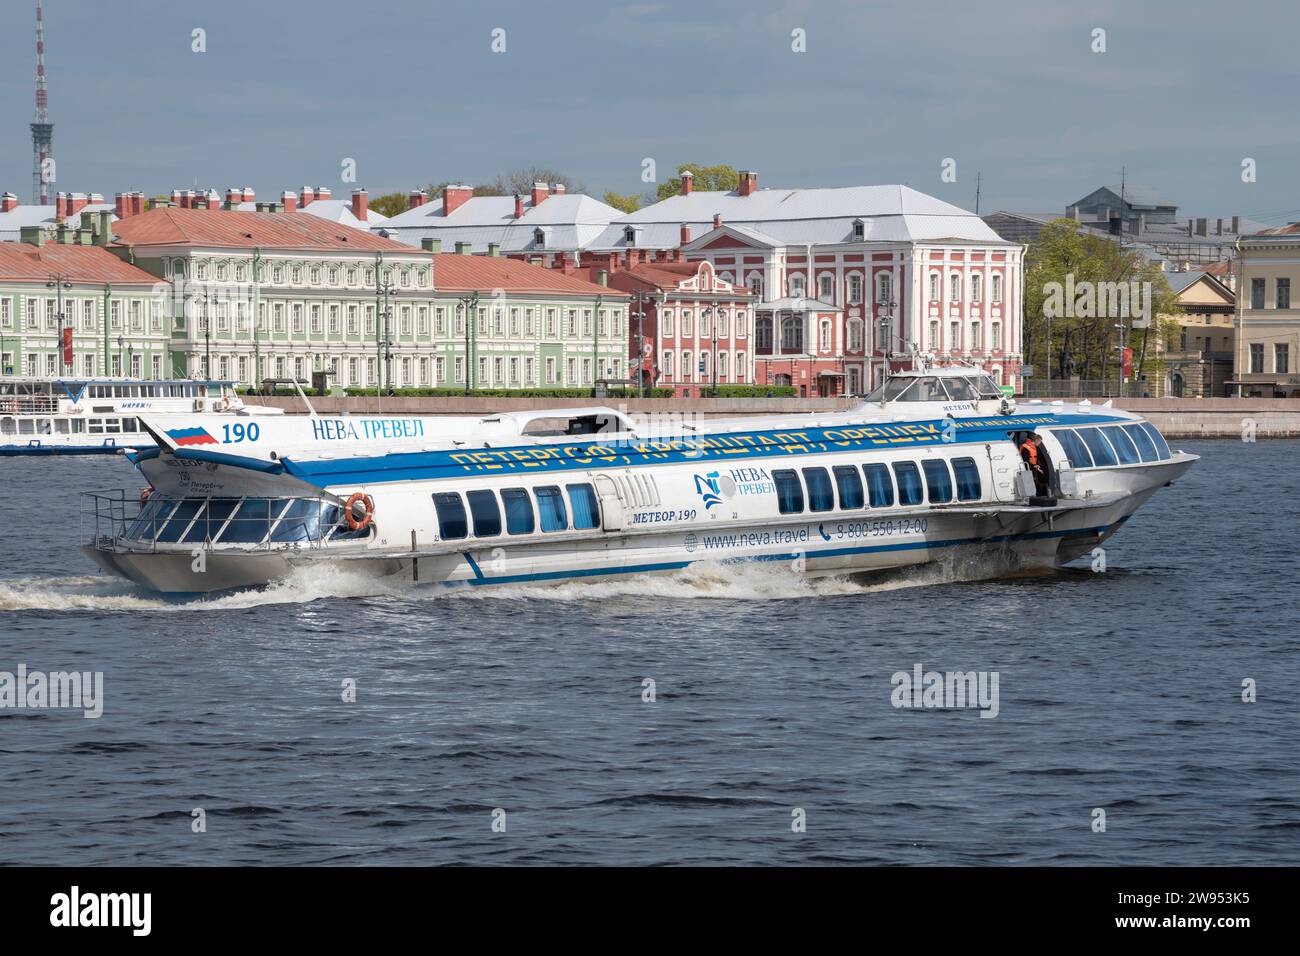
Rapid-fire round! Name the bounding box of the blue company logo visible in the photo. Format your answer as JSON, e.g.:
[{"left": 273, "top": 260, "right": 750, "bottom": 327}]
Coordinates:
[{"left": 693, "top": 471, "right": 737, "bottom": 510}]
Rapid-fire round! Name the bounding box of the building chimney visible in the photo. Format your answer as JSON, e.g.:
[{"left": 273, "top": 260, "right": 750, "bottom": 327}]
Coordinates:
[
  {"left": 224, "top": 188, "right": 240, "bottom": 210},
  {"left": 455, "top": 241, "right": 472, "bottom": 255},
  {"left": 553, "top": 183, "right": 566, "bottom": 196},
  {"left": 95, "top": 210, "right": 112, "bottom": 245},
  {"left": 1216, "top": 217, "right": 1223, "bottom": 235},
  {"left": 115, "top": 192, "right": 133, "bottom": 219},
  {"left": 681, "top": 170, "right": 693, "bottom": 196},
  {"left": 316, "top": 186, "right": 332, "bottom": 202},
  {"left": 20, "top": 225, "right": 45, "bottom": 247},
  {"left": 299, "top": 185, "right": 316, "bottom": 208},
  {"left": 1196, "top": 217, "right": 1208, "bottom": 236},
  {"left": 135, "top": 192, "right": 147, "bottom": 216},
  {"left": 420, "top": 238, "right": 441, "bottom": 253},
  {"left": 443, "top": 184, "right": 473, "bottom": 216},
  {"left": 530, "top": 181, "right": 549, "bottom": 207},
  {"left": 1232, "top": 215, "right": 1241, "bottom": 234},
  {"left": 54, "top": 192, "right": 67, "bottom": 220},
  {"left": 712, "top": 213, "right": 722, "bottom": 229},
  {"left": 407, "top": 189, "right": 427, "bottom": 210},
  {"left": 514, "top": 194, "right": 524, "bottom": 219},
  {"left": 351, "top": 188, "right": 368, "bottom": 222},
  {"left": 56, "top": 224, "right": 74, "bottom": 244},
  {"left": 0, "top": 192, "right": 18, "bottom": 213},
  {"left": 487, "top": 242, "right": 501, "bottom": 257},
  {"left": 597, "top": 269, "right": 608, "bottom": 286},
  {"left": 281, "top": 190, "right": 297, "bottom": 213},
  {"left": 738, "top": 170, "right": 758, "bottom": 197},
  {"left": 680, "top": 224, "right": 691, "bottom": 245},
  {"left": 242, "top": 187, "right": 255, "bottom": 203},
  {"left": 65, "top": 194, "right": 88, "bottom": 219}
]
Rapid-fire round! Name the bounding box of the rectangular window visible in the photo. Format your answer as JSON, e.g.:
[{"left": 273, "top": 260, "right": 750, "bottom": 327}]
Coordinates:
[
  {"left": 801, "top": 467, "right": 835, "bottom": 513},
  {"left": 952, "top": 457, "right": 981, "bottom": 501},
  {"left": 566, "top": 484, "right": 600, "bottom": 530},
  {"left": 1276, "top": 343, "right": 1290, "bottom": 374},
  {"left": 862, "top": 463, "right": 894, "bottom": 507},
  {"left": 1249, "top": 343, "right": 1264, "bottom": 373},
  {"left": 502, "top": 488, "right": 535, "bottom": 535},
  {"left": 892, "top": 461, "right": 923, "bottom": 506},
  {"left": 1277, "top": 278, "right": 1290, "bottom": 310},
  {"left": 833, "top": 465, "right": 864, "bottom": 509},
  {"left": 773, "top": 469, "right": 804, "bottom": 514},
  {"left": 535, "top": 486, "right": 568, "bottom": 532},
  {"left": 433, "top": 492, "right": 468, "bottom": 540},
  {"left": 922, "top": 459, "right": 953, "bottom": 503},
  {"left": 1250, "top": 277, "right": 1265, "bottom": 310},
  {"left": 1075, "top": 426, "right": 1119, "bottom": 467},
  {"left": 466, "top": 489, "right": 502, "bottom": 537}
]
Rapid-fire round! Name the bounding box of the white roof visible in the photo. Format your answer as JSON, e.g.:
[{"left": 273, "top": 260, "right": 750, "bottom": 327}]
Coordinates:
[
  {"left": 299, "top": 198, "right": 389, "bottom": 230},
  {"left": 591, "top": 184, "right": 1011, "bottom": 250},
  {"left": 377, "top": 194, "right": 623, "bottom": 253},
  {"left": 0, "top": 203, "right": 116, "bottom": 243}
]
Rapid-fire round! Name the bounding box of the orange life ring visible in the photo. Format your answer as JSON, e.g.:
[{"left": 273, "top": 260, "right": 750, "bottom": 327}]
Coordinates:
[
  {"left": 139, "top": 486, "right": 153, "bottom": 504},
  {"left": 344, "top": 492, "right": 374, "bottom": 531}
]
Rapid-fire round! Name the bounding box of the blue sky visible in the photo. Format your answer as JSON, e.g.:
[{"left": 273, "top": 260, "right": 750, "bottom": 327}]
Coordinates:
[{"left": 2, "top": 0, "right": 1298, "bottom": 223}]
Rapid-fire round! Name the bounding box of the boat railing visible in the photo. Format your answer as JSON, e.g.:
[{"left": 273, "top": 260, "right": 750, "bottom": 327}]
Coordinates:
[
  {"left": 79, "top": 491, "right": 362, "bottom": 553},
  {"left": 0, "top": 396, "right": 59, "bottom": 415}
]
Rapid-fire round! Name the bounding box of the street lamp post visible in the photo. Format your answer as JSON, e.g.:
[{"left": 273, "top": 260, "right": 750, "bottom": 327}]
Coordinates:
[
  {"left": 457, "top": 293, "right": 478, "bottom": 396},
  {"left": 377, "top": 279, "right": 397, "bottom": 397},
  {"left": 46, "top": 273, "right": 72, "bottom": 373},
  {"left": 876, "top": 297, "right": 897, "bottom": 389}
]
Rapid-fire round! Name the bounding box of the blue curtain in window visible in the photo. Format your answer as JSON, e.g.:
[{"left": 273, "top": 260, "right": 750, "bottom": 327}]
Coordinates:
[
  {"left": 862, "top": 464, "right": 894, "bottom": 507},
  {"left": 566, "top": 484, "right": 600, "bottom": 529},
  {"left": 922, "top": 460, "right": 953, "bottom": 503},
  {"left": 833, "top": 466, "right": 864, "bottom": 509},
  {"left": 893, "top": 462, "right": 923, "bottom": 506},
  {"left": 773, "top": 470, "right": 804, "bottom": 514},
  {"left": 433, "top": 492, "right": 468, "bottom": 539},
  {"left": 467, "top": 489, "right": 502, "bottom": 537},
  {"left": 502, "top": 488, "right": 535, "bottom": 534},
  {"left": 535, "top": 487, "right": 568, "bottom": 532},
  {"left": 952, "top": 458, "right": 981, "bottom": 501},
  {"left": 802, "top": 468, "right": 834, "bottom": 512}
]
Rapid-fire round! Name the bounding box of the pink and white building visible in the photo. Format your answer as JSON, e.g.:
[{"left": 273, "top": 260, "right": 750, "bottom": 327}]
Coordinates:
[{"left": 591, "top": 171, "right": 1024, "bottom": 396}]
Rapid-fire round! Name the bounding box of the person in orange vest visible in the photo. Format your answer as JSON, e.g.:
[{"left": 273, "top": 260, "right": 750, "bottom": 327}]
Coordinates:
[{"left": 1018, "top": 431, "right": 1048, "bottom": 496}]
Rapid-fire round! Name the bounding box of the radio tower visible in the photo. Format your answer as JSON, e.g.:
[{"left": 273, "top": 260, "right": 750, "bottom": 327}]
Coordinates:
[{"left": 31, "top": 1, "right": 54, "bottom": 205}]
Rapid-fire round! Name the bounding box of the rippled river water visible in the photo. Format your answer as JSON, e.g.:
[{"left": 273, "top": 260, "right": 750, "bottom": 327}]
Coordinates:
[{"left": 1, "top": 440, "right": 1297, "bottom": 865}]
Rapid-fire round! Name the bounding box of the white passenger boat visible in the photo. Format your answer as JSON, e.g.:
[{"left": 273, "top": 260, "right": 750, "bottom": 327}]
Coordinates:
[
  {"left": 855, "top": 363, "right": 1016, "bottom": 418},
  {"left": 79, "top": 395, "right": 1195, "bottom": 595},
  {"left": 0, "top": 378, "right": 283, "bottom": 456}
]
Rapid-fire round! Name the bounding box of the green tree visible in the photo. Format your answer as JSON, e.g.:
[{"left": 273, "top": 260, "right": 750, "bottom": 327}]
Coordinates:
[
  {"left": 368, "top": 192, "right": 408, "bottom": 218},
  {"left": 656, "top": 163, "right": 740, "bottom": 200},
  {"left": 602, "top": 191, "right": 644, "bottom": 213},
  {"left": 1022, "top": 219, "right": 1177, "bottom": 386}
]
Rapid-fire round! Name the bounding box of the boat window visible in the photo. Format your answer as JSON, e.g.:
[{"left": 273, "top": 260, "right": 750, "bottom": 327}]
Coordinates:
[
  {"left": 1121, "top": 423, "right": 1159, "bottom": 462},
  {"left": 773, "top": 469, "right": 804, "bottom": 514},
  {"left": 125, "top": 496, "right": 176, "bottom": 540},
  {"left": 1105, "top": 425, "right": 1141, "bottom": 465},
  {"left": 566, "top": 483, "right": 601, "bottom": 530},
  {"left": 862, "top": 463, "right": 894, "bottom": 507},
  {"left": 833, "top": 465, "right": 864, "bottom": 509},
  {"left": 534, "top": 486, "right": 568, "bottom": 532},
  {"left": 221, "top": 498, "right": 281, "bottom": 543},
  {"left": 433, "top": 492, "right": 469, "bottom": 540},
  {"left": 802, "top": 467, "right": 835, "bottom": 512},
  {"left": 181, "top": 498, "right": 240, "bottom": 543},
  {"left": 922, "top": 459, "right": 953, "bottom": 503},
  {"left": 893, "top": 462, "right": 924, "bottom": 506},
  {"left": 1075, "top": 427, "right": 1119, "bottom": 467},
  {"left": 1052, "top": 429, "right": 1093, "bottom": 469},
  {"left": 952, "top": 457, "right": 982, "bottom": 501},
  {"left": 976, "top": 375, "right": 1004, "bottom": 399},
  {"left": 863, "top": 377, "right": 914, "bottom": 403},
  {"left": 155, "top": 499, "right": 203, "bottom": 543},
  {"left": 467, "top": 489, "right": 502, "bottom": 537},
  {"left": 940, "top": 377, "right": 979, "bottom": 401},
  {"left": 502, "top": 488, "right": 535, "bottom": 535},
  {"left": 1140, "top": 422, "right": 1171, "bottom": 459}
]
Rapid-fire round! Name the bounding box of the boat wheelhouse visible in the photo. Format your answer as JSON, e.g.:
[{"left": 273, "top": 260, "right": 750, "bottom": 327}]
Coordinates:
[
  {"left": 856, "top": 364, "right": 1015, "bottom": 418},
  {"left": 80, "top": 399, "right": 1195, "bottom": 595},
  {"left": 0, "top": 378, "right": 283, "bottom": 455}
]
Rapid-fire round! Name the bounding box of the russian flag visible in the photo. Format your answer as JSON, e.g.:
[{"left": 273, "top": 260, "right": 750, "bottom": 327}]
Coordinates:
[{"left": 166, "top": 427, "right": 219, "bottom": 447}]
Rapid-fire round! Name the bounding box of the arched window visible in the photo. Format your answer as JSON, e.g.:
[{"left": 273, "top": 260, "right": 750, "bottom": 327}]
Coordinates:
[
  {"left": 929, "top": 273, "right": 939, "bottom": 301},
  {"left": 818, "top": 274, "right": 834, "bottom": 301},
  {"left": 780, "top": 314, "right": 803, "bottom": 352},
  {"left": 755, "top": 315, "right": 774, "bottom": 353},
  {"left": 991, "top": 274, "right": 1003, "bottom": 304},
  {"left": 971, "top": 274, "right": 982, "bottom": 302},
  {"left": 990, "top": 321, "right": 1001, "bottom": 351},
  {"left": 929, "top": 320, "right": 940, "bottom": 349},
  {"left": 848, "top": 273, "right": 863, "bottom": 304},
  {"left": 747, "top": 273, "right": 763, "bottom": 296},
  {"left": 950, "top": 273, "right": 961, "bottom": 301},
  {"left": 820, "top": 320, "right": 832, "bottom": 351},
  {"left": 876, "top": 272, "right": 893, "bottom": 304},
  {"left": 788, "top": 274, "right": 806, "bottom": 298}
]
